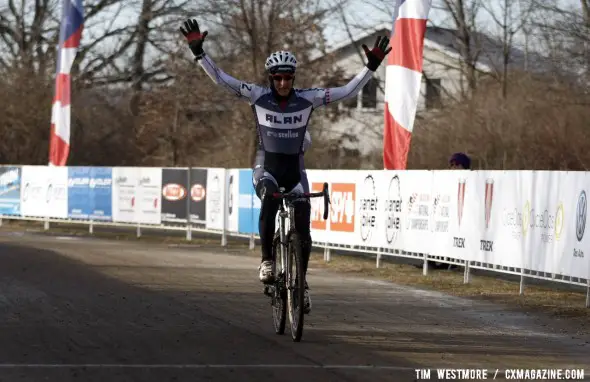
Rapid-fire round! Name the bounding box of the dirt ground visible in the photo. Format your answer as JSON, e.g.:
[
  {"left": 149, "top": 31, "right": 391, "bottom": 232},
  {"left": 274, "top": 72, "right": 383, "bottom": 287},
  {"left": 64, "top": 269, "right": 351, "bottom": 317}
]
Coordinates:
[{"left": 0, "top": 225, "right": 588, "bottom": 381}]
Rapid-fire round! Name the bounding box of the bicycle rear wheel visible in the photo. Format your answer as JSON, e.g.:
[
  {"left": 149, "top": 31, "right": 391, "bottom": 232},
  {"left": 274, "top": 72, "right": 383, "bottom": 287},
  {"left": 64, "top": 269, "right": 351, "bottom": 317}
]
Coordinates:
[
  {"left": 286, "top": 230, "right": 305, "bottom": 342},
  {"left": 271, "top": 230, "right": 286, "bottom": 335}
]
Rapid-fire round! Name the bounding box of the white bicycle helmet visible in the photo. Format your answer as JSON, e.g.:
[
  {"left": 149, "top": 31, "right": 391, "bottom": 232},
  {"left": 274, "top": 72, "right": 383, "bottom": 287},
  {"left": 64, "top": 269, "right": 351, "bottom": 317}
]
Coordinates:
[{"left": 265, "top": 50, "right": 297, "bottom": 73}]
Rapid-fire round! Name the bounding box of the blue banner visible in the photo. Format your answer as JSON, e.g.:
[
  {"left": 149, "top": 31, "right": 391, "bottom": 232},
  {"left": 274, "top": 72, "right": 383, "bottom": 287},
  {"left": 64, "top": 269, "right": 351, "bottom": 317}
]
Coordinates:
[
  {"left": 68, "top": 167, "right": 113, "bottom": 221},
  {"left": 238, "top": 169, "right": 260, "bottom": 234},
  {"left": 0, "top": 166, "right": 21, "bottom": 216}
]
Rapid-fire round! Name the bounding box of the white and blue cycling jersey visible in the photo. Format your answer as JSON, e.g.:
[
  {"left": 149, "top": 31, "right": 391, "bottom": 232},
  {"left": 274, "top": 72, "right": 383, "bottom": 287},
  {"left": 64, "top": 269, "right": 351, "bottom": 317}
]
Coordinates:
[{"left": 198, "top": 53, "right": 374, "bottom": 190}]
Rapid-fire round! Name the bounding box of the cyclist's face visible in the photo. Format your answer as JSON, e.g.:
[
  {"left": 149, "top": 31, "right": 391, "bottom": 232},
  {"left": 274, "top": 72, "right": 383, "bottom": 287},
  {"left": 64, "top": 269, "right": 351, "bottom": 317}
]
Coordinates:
[{"left": 272, "top": 74, "right": 294, "bottom": 96}]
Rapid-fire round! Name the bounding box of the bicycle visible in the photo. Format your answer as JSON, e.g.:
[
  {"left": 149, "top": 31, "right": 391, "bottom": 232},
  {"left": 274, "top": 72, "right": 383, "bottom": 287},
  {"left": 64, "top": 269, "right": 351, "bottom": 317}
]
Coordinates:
[{"left": 262, "top": 182, "right": 330, "bottom": 342}]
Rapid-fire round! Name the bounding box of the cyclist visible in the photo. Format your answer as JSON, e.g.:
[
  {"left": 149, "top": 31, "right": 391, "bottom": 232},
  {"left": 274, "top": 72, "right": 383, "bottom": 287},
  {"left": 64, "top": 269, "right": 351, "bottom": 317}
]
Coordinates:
[{"left": 180, "top": 18, "right": 391, "bottom": 314}]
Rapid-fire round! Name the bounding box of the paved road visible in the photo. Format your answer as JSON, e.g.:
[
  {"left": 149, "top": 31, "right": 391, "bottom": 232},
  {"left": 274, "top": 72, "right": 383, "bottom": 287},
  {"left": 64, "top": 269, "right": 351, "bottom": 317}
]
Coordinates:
[{"left": 0, "top": 231, "right": 588, "bottom": 382}]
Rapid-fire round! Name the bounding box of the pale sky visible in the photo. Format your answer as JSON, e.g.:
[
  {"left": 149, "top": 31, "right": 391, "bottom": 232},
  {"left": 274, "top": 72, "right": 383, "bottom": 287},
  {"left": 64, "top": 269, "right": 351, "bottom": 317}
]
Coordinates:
[
  {"left": 74, "top": 0, "right": 582, "bottom": 73},
  {"left": 324, "top": 0, "right": 582, "bottom": 51}
]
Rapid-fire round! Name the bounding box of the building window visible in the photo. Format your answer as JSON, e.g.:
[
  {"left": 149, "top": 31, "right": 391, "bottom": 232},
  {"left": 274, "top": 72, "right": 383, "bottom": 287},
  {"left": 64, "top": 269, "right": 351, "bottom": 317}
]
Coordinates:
[
  {"left": 425, "top": 78, "right": 442, "bottom": 109},
  {"left": 342, "top": 78, "right": 358, "bottom": 108},
  {"left": 361, "top": 78, "right": 377, "bottom": 108}
]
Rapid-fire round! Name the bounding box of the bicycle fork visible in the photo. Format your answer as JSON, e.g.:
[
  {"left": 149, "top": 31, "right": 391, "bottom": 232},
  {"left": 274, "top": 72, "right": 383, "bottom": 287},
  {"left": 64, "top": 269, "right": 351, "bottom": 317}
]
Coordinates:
[{"left": 265, "top": 206, "right": 289, "bottom": 299}]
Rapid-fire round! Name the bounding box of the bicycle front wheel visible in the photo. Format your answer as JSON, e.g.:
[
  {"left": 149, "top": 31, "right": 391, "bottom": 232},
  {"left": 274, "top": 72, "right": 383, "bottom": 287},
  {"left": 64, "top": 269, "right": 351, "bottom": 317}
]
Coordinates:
[
  {"left": 286, "top": 230, "right": 305, "bottom": 342},
  {"left": 271, "top": 230, "right": 286, "bottom": 335}
]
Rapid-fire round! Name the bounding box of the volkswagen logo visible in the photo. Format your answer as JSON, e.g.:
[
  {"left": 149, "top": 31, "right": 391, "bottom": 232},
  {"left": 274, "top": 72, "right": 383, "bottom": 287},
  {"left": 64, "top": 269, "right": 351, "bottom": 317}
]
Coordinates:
[{"left": 576, "top": 190, "right": 586, "bottom": 242}]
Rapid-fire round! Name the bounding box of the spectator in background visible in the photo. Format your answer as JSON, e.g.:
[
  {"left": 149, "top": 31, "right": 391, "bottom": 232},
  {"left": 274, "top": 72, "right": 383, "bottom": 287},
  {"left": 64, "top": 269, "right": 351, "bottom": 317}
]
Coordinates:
[
  {"left": 424, "top": 152, "right": 472, "bottom": 271},
  {"left": 449, "top": 152, "right": 471, "bottom": 169}
]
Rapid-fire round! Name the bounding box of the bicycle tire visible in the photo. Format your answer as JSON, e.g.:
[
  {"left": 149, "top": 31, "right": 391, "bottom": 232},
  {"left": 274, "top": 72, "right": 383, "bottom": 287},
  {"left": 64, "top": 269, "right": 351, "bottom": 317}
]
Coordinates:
[
  {"left": 271, "top": 230, "right": 286, "bottom": 335},
  {"left": 286, "top": 230, "right": 305, "bottom": 342}
]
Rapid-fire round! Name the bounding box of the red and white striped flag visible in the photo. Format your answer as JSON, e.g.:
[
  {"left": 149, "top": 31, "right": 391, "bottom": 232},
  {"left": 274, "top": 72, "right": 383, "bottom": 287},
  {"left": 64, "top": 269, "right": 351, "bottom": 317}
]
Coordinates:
[
  {"left": 383, "top": 0, "right": 431, "bottom": 170},
  {"left": 49, "top": 0, "right": 84, "bottom": 166}
]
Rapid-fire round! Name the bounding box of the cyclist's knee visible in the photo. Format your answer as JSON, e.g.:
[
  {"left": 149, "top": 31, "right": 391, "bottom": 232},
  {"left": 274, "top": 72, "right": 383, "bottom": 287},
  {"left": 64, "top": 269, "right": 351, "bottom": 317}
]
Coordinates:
[{"left": 257, "top": 179, "right": 279, "bottom": 219}]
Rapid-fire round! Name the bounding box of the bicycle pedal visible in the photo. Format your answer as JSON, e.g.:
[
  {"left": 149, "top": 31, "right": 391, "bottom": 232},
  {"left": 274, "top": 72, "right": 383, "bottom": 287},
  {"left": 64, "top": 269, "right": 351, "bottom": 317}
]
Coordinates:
[{"left": 262, "top": 276, "right": 276, "bottom": 284}]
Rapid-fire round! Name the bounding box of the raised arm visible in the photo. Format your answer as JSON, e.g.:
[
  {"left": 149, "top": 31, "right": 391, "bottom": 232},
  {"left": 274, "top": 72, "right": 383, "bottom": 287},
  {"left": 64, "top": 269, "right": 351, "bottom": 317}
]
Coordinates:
[
  {"left": 180, "top": 18, "right": 264, "bottom": 103},
  {"left": 298, "top": 35, "right": 392, "bottom": 109},
  {"left": 199, "top": 54, "right": 263, "bottom": 102}
]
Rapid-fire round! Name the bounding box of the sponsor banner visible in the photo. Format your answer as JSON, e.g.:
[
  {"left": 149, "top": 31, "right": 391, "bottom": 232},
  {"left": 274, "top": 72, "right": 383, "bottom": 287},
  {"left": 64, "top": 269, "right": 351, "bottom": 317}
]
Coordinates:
[
  {"left": 112, "top": 167, "right": 138, "bottom": 223},
  {"left": 551, "top": 171, "right": 587, "bottom": 279},
  {"left": 21, "top": 166, "right": 49, "bottom": 218},
  {"left": 160, "top": 168, "right": 189, "bottom": 223},
  {"left": 473, "top": 171, "right": 525, "bottom": 268},
  {"left": 205, "top": 168, "right": 225, "bottom": 231},
  {"left": 47, "top": 166, "right": 69, "bottom": 219},
  {"left": 0, "top": 166, "right": 21, "bottom": 216},
  {"left": 225, "top": 169, "right": 240, "bottom": 232},
  {"left": 308, "top": 170, "right": 358, "bottom": 246},
  {"left": 6, "top": 165, "right": 589, "bottom": 280},
  {"left": 353, "top": 170, "right": 433, "bottom": 253},
  {"left": 189, "top": 168, "right": 208, "bottom": 225},
  {"left": 111, "top": 167, "right": 161, "bottom": 224},
  {"left": 67, "top": 167, "right": 112, "bottom": 221},
  {"left": 394, "top": 170, "right": 433, "bottom": 254},
  {"left": 21, "top": 166, "right": 68, "bottom": 218},
  {"left": 238, "top": 169, "right": 260, "bottom": 234},
  {"left": 525, "top": 171, "right": 565, "bottom": 273},
  {"left": 429, "top": 170, "right": 479, "bottom": 261},
  {"left": 137, "top": 167, "right": 162, "bottom": 225},
  {"left": 90, "top": 167, "right": 113, "bottom": 221}
]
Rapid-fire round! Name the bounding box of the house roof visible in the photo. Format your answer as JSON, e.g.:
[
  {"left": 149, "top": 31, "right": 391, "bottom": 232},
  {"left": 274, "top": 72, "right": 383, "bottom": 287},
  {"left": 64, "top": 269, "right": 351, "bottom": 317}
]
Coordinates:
[{"left": 314, "top": 22, "right": 549, "bottom": 74}]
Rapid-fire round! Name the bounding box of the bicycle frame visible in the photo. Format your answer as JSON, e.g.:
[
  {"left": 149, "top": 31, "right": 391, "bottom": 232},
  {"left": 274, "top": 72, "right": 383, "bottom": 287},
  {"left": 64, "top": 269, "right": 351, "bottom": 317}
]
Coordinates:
[{"left": 272, "top": 182, "right": 330, "bottom": 279}]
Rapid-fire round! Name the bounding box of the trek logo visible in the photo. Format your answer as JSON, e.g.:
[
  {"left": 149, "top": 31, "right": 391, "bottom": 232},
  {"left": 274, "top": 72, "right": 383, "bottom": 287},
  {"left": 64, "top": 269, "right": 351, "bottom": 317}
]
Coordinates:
[
  {"left": 453, "top": 237, "right": 465, "bottom": 248},
  {"left": 480, "top": 240, "right": 494, "bottom": 252},
  {"left": 265, "top": 114, "right": 303, "bottom": 124}
]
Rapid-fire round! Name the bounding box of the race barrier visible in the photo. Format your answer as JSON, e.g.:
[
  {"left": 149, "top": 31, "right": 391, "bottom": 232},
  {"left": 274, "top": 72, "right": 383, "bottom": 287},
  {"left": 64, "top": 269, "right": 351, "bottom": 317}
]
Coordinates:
[{"left": 0, "top": 165, "right": 588, "bottom": 306}]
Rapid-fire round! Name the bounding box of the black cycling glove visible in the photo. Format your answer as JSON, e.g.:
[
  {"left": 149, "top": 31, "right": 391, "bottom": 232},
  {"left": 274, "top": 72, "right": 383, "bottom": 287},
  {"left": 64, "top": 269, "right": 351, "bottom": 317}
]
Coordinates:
[
  {"left": 180, "top": 18, "right": 208, "bottom": 60},
  {"left": 362, "top": 36, "right": 392, "bottom": 71}
]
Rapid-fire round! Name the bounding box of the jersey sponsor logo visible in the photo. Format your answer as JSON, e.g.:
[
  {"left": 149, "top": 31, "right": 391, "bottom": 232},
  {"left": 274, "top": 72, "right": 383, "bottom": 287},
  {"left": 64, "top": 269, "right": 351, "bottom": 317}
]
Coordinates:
[
  {"left": 265, "top": 114, "right": 303, "bottom": 124},
  {"left": 255, "top": 106, "right": 311, "bottom": 129},
  {"left": 266, "top": 130, "right": 299, "bottom": 139}
]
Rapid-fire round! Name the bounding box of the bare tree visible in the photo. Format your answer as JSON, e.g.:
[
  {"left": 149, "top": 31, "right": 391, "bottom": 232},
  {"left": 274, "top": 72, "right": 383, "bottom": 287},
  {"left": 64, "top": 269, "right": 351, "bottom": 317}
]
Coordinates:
[
  {"left": 481, "top": 0, "right": 535, "bottom": 98},
  {"left": 530, "top": 0, "right": 590, "bottom": 83}
]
